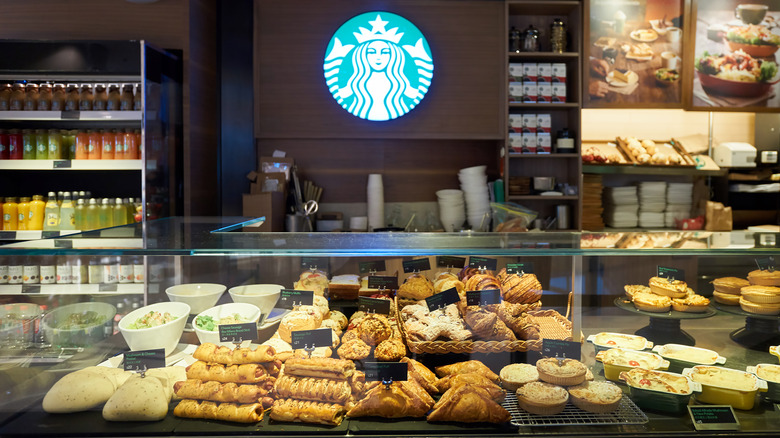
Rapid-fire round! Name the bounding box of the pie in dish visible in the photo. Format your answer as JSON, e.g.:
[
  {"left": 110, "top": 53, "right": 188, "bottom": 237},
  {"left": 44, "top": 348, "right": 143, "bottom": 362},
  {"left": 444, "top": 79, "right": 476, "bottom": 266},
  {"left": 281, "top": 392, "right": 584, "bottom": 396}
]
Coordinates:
[
  {"left": 631, "top": 291, "right": 671, "bottom": 312},
  {"left": 713, "top": 290, "right": 741, "bottom": 306},
  {"left": 712, "top": 277, "right": 750, "bottom": 295},
  {"left": 649, "top": 276, "right": 688, "bottom": 298},
  {"left": 748, "top": 269, "right": 780, "bottom": 286},
  {"left": 536, "top": 358, "right": 587, "bottom": 386},
  {"left": 499, "top": 363, "right": 539, "bottom": 391},
  {"left": 597, "top": 348, "right": 665, "bottom": 369},
  {"left": 671, "top": 294, "right": 710, "bottom": 312},
  {"left": 686, "top": 366, "right": 758, "bottom": 392},
  {"left": 567, "top": 381, "right": 623, "bottom": 413},
  {"left": 654, "top": 344, "right": 720, "bottom": 365},
  {"left": 619, "top": 368, "right": 691, "bottom": 394},
  {"left": 592, "top": 332, "right": 649, "bottom": 350},
  {"left": 515, "top": 381, "right": 569, "bottom": 415}
]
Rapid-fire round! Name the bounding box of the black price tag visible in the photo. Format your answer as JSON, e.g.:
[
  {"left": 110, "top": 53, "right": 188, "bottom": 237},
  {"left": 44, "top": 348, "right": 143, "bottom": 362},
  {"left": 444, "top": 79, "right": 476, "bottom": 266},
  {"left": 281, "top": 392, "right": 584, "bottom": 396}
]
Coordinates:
[
  {"left": 278, "top": 289, "right": 314, "bottom": 309},
  {"left": 437, "top": 256, "right": 466, "bottom": 269},
  {"left": 124, "top": 349, "right": 165, "bottom": 372},
  {"left": 688, "top": 405, "right": 740, "bottom": 431},
  {"left": 756, "top": 256, "right": 776, "bottom": 272},
  {"left": 52, "top": 160, "right": 71, "bottom": 169},
  {"left": 359, "top": 260, "right": 386, "bottom": 274},
  {"left": 368, "top": 275, "right": 397, "bottom": 290},
  {"left": 541, "top": 339, "right": 581, "bottom": 361},
  {"left": 218, "top": 323, "right": 258, "bottom": 343},
  {"left": 98, "top": 284, "right": 118, "bottom": 292},
  {"left": 506, "top": 263, "right": 534, "bottom": 275},
  {"left": 402, "top": 258, "right": 431, "bottom": 273},
  {"left": 21, "top": 285, "right": 41, "bottom": 294},
  {"left": 466, "top": 289, "right": 501, "bottom": 306},
  {"left": 301, "top": 257, "right": 329, "bottom": 272},
  {"left": 426, "top": 287, "right": 461, "bottom": 312},
  {"left": 290, "top": 328, "right": 333, "bottom": 350},
  {"left": 53, "top": 239, "right": 73, "bottom": 248},
  {"left": 657, "top": 266, "right": 684, "bottom": 281},
  {"left": 61, "top": 110, "right": 79, "bottom": 120},
  {"left": 364, "top": 362, "right": 408, "bottom": 382},
  {"left": 469, "top": 257, "right": 497, "bottom": 271},
  {"left": 358, "top": 296, "right": 391, "bottom": 314}
]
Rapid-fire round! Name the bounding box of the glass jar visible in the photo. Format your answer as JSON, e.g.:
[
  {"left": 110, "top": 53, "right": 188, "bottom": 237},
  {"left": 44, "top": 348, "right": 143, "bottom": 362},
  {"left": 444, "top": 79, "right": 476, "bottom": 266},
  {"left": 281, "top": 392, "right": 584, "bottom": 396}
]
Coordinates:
[
  {"left": 106, "top": 84, "right": 121, "bottom": 111},
  {"left": 64, "top": 84, "right": 80, "bottom": 111},
  {"left": 509, "top": 26, "right": 522, "bottom": 53},
  {"left": 93, "top": 84, "right": 107, "bottom": 110},
  {"left": 78, "top": 84, "right": 94, "bottom": 111},
  {"left": 35, "top": 129, "right": 48, "bottom": 160},
  {"left": 133, "top": 83, "right": 142, "bottom": 110},
  {"left": 23, "top": 83, "right": 39, "bottom": 111},
  {"left": 9, "top": 83, "right": 25, "bottom": 111},
  {"left": 51, "top": 84, "right": 66, "bottom": 111},
  {"left": 36, "top": 83, "right": 52, "bottom": 110},
  {"left": 0, "top": 83, "right": 11, "bottom": 111},
  {"left": 551, "top": 18, "right": 567, "bottom": 53},
  {"left": 522, "top": 25, "right": 541, "bottom": 52},
  {"left": 120, "top": 84, "right": 134, "bottom": 110},
  {"left": 22, "top": 129, "right": 35, "bottom": 160}
]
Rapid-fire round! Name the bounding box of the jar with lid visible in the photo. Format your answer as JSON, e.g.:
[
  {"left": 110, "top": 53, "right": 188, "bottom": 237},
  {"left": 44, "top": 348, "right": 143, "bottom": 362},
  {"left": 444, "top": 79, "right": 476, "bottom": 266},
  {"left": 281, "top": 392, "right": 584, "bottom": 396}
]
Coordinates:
[
  {"left": 0, "top": 83, "right": 11, "bottom": 111},
  {"left": 551, "top": 18, "right": 567, "bottom": 53},
  {"left": 509, "top": 26, "right": 522, "bottom": 53},
  {"left": 120, "top": 84, "right": 134, "bottom": 111},
  {"left": 9, "top": 83, "right": 25, "bottom": 111},
  {"left": 21, "top": 129, "right": 35, "bottom": 160},
  {"left": 23, "top": 83, "right": 39, "bottom": 111},
  {"left": 106, "top": 84, "right": 121, "bottom": 110},
  {"left": 64, "top": 84, "right": 80, "bottom": 111},
  {"left": 78, "top": 84, "right": 94, "bottom": 111},
  {"left": 36, "top": 83, "right": 52, "bottom": 111},
  {"left": 93, "top": 84, "right": 107, "bottom": 110},
  {"left": 50, "top": 84, "right": 66, "bottom": 111},
  {"left": 133, "top": 84, "right": 142, "bottom": 111}
]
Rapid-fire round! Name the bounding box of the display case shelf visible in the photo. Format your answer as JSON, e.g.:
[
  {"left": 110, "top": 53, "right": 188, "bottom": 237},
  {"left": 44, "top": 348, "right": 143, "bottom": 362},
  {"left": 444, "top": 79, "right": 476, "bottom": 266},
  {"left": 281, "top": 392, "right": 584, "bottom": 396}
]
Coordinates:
[
  {"left": 508, "top": 102, "right": 579, "bottom": 109},
  {"left": 0, "top": 160, "right": 142, "bottom": 171},
  {"left": 583, "top": 164, "right": 727, "bottom": 177},
  {"left": 508, "top": 51, "right": 579, "bottom": 59},
  {"left": 0, "top": 283, "right": 143, "bottom": 295},
  {"left": 0, "top": 110, "right": 143, "bottom": 121},
  {"left": 509, "top": 153, "right": 580, "bottom": 159}
]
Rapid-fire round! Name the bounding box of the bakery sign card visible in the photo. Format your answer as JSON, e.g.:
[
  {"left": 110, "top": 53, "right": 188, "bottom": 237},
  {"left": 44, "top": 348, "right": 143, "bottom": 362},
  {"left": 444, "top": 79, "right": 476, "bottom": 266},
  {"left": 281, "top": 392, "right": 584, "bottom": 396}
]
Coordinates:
[
  {"left": 426, "top": 287, "right": 461, "bottom": 311},
  {"left": 278, "top": 289, "right": 314, "bottom": 309},
  {"left": 466, "top": 289, "right": 501, "bottom": 306},
  {"left": 506, "top": 262, "right": 534, "bottom": 274},
  {"left": 436, "top": 256, "right": 466, "bottom": 269},
  {"left": 367, "top": 275, "right": 398, "bottom": 290},
  {"left": 124, "top": 349, "right": 165, "bottom": 372},
  {"left": 403, "top": 258, "right": 431, "bottom": 273},
  {"left": 756, "top": 256, "right": 776, "bottom": 272},
  {"left": 541, "top": 339, "right": 581, "bottom": 361},
  {"left": 219, "top": 323, "right": 258, "bottom": 343},
  {"left": 290, "top": 328, "right": 333, "bottom": 350},
  {"left": 364, "top": 361, "right": 408, "bottom": 382},
  {"left": 300, "top": 257, "right": 329, "bottom": 273},
  {"left": 359, "top": 260, "right": 386, "bottom": 274},
  {"left": 358, "top": 296, "right": 392, "bottom": 314},
  {"left": 657, "top": 266, "right": 684, "bottom": 281},
  {"left": 688, "top": 405, "right": 740, "bottom": 431},
  {"left": 469, "top": 256, "right": 497, "bottom": 271}
]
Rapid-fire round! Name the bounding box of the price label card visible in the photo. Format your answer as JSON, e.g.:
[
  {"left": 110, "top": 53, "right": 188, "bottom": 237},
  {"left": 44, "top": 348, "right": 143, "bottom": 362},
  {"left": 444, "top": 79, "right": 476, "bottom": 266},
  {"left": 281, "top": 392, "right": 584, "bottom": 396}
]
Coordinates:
[
  {"left": 364, "top": 362, "right": 408, "bottom": 382},
  {"left": 52, "top": 160, "right": 71, "bottom": 169},
  {"left": 53, "top": 239, "right": 73, "bottom": 248},
  {"left": 688, "top": 405, "right": 740, "bottom": 431},
  {"left": 278, "top": 289, "right": 314, "bottom": 309},
  {"left": 506, "top": 263, "right": 534, "bottom": 275},
  {"left": 466, "top": 289, "right": 501, "bottom": 307},
  {"left": 359, "top": 260, "right": 386, "bottom": 274},
  {"left": 124, "top": 349, "right": 165, "bottom": 372},
  {"left": 756, "top": 256, "right": 776, "bottom": 272},
  {"left": 657, "top": 266, "right": 684, "bottom": 281},
  {"left": 437, "top": 256, "right": 466, "bottom": 269},
  {"left": 367, "top": 275, "right": 397, "bottom": 290},
  {"left": 426, "top": 287, "right": 461, "bottom": 312},
  {"left": 402, "top": 258, "right": 431, "bottom": 273},
  {"left": 469, "top": 256, "right": 497, "bottom": 271},
  {"left": 98, "top": 284, "right": 118, "bottom": 292},
  {"left": 218, "top": 322, "right": 258, "bottom": 343},
  {"left": 21, "top": 285, "right": 41, "bottom": 294},
  {"left": 541, "top": 339, "right": 581, "bottom": 361},
  {"left": 358, "top": 296, "right": 391, "bottom": 314},
  {"left": 301, "top": 257, "right": 329, "bottom": 272},
  {"left": 290, "top": 328, "right": 333, "bottom": 350}
]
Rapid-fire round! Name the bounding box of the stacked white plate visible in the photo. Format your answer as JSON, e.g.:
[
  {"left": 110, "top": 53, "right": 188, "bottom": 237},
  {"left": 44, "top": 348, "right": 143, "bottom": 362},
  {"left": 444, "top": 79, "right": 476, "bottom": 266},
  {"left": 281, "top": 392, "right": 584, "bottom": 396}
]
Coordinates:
[
  {"left": 638, "top": 182, "right": 667, "bottom": 213},
  {"left": 458, "top": 165, "right": 491, "bottom": 231},
  {"left": 603, "top": 186, "right": 639, "bottom": 228},
  {"left": 664, "top": 182, "right": 693, "bottom": 227},
  {"left": 436, "top": 189, "right": 466, "bottom": 232},
  {"left": 639, "top": 211, "right": 665, "bottom": 228}
]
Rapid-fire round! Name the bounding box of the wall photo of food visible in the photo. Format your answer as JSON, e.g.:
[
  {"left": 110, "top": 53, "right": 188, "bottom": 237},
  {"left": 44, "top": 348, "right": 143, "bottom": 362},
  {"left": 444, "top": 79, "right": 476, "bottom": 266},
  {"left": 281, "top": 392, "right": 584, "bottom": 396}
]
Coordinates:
[
  {"left": 585, "top": 0, "right": 685, "bottom": 108},
  {"left": 690, "top": 0, "right": 780, "bottom": 109}
]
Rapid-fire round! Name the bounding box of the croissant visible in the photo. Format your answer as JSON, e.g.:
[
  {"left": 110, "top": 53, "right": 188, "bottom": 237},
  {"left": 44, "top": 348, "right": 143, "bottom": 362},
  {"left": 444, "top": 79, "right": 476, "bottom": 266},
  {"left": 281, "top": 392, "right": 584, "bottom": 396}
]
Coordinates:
[
  {"left": 501, "top": 273, "right": 543, "bottom": 304},
  {"left": 400, "top": 357, "right": 439, "bottom": 395},
  {"left": 283, "top": 357, "right": 355, "bottom": 380},
  {"left": 434, "top": 373, "right": 505, "bottom": 402},
  {"left": 427, "top": 383, "right": 511, "bottom": 424},
  {"left": 463, "top": 307, "right": 517, "bottom": 342},
  {"left": 273, "top": 375, "right": 352, "bottom": 404},
  {"left": 347, "top": 380, "right": 433, "bottom": 418},
  {"left": 174, "top": 379, "right": 269, "bottom": 404},
  {"left": 186, "top": 361, "right": 276, "bottom": 384},
  {"left": 270, "top": 398, "right": 346, "bottom": 426},
  {"left": 435, "top": 360, "right": 499, "bottom": 382},
  {"left": 496, "top": 302, "right": 541, "bottom": 340},
  {"left": 465, "top": 273, "right": 501, "bottom": 292},
  {"left": 193, "top": 343, "right": 276, "bottom": 365},
  {"left": 173, "top": 399, "right": 263, "bottom": 423}
]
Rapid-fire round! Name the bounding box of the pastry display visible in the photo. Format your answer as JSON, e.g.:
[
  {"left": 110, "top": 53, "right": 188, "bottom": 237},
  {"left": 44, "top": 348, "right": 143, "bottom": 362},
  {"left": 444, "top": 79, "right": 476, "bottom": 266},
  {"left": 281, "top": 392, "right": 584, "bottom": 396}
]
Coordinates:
[
  {"left": 435, "top": 360, "right": 500, "bottom": 383},
  {"left": 396, "top": 273, "right": 435, "bottom": 306},
  {"left": 567, "top": 381, "right": 623, "bottom": 414},
  {"left": 515, "top": 381, "right": 569, "bottom": 415},
  {"left": 401, "top": 302, "right": 472, "bottom": 342},
  {"left": 624, "top": 277, "right": 710, "bottom": 313},
  {"left": 427, "top": 383, "right": 511, "bottom": 423},
  {"left": 748, "top": 269, "right": 780, "bottom": 286},
  {"left": 500, "top": 363, "right": 539, "bottom": 391},
  {"left": 498, "top": 271, "right": 543, "bottom": 305},
  {"left": 536, "top": 357, "right": 587, "bottom": 386}
]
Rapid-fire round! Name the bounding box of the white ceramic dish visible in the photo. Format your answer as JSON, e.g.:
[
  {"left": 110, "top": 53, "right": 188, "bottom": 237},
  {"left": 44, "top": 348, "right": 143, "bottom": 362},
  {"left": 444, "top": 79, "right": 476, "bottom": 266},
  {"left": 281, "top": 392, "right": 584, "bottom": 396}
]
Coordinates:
[
  {"left": 193, "top": 302, "right": 261, "bottom": 346},
  {"left": 165, "top": 283, "right": 226, "bottom": 314},
  {"left": 229, "top": 284, "right": 282, "bottom": 317},
  {"left": 587, "top": 332, "right": 653, "bottom": 351},
  {"left": 118, "top": 301, "right": 190, "bottom": 356}
]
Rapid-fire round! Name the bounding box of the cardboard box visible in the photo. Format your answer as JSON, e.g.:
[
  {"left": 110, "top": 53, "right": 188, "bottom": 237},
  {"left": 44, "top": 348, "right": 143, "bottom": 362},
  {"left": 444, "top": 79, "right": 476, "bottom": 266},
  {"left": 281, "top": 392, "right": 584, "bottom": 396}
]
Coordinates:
[
  {"left": 522, "top": 63, "right": 538, "bottom": 82},
  {"left": 536, "top": 114, "right": 551, "bottom": 133},
  {"left": 551, "top": 83, "right": 567, "bottom": 103},
  {"left": 242, "top": 192, "right": 286, "bottom": 231},
  {"left": 537, "top": 63, "right": 552, "bottom": 82},
  {"left": 522, "top": 132, "right": 537, "bottom": 153},
  {"left": 522, "top": 81, "right": 537, "bottom": 103},
  {"left": 552, "top": 63, "right": 567, "bottom": 82},
  {"left": 521, "top": 113, "right": 537, "bottom": 133},
  {"left": 508, "top": 83, "right": 524, "bottom": 102},
  {"left": 508, "top": 133, "right": 524, "bottom": 152},
  {"left": 508, "top": 114, "right": 524, "bottom": 133},
  {"left": 508, "top": 63, "right": 524, "bottom": 82},
  {"left": 537, "top": 83, "right": 552, "bottom": 103},
  {"left": 536, "top": 133, "right": 552, "bottom": 153}
]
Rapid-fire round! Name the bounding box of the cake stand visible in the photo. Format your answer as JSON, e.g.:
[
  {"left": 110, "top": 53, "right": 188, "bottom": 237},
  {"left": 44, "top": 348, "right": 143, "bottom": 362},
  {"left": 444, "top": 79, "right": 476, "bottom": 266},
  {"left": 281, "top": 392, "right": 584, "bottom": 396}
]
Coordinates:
[
  {"left": 613, "top": 297, "right": 716, "bottom": 346},
  {"left": 713, "top": 302, "right": 780, "bottom": 351}
]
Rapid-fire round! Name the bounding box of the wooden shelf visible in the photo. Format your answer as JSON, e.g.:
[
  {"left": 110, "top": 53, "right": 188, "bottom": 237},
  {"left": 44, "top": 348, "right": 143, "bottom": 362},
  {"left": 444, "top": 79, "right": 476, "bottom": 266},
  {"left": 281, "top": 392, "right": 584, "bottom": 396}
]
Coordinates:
[
  {"left": 509, "top": 153, "right": 579, "bottom": 159},
  {"left": 508, "top": 195, "right": 579, "bottom": 201},
  {"left": 507, "top": 0, "right": 581, "bottom": 15},
  {"left": 508, "top": 102, "right": 579, "bottom": 109},
  {"left": 583, "top": 164, "right": 727, "bottom": 177},
  {"left": 0, "top": 160, "right": 142, "bottom": 171},
  {"left": 508, "top": 52, "right": 579, "bottom": 59}
]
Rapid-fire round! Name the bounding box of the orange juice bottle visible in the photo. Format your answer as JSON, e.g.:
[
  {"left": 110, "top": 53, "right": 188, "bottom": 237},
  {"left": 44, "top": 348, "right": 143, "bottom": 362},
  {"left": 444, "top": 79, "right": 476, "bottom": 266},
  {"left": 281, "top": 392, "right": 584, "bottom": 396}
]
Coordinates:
[
  {"left": 17, "top": 197, "right": 30, "bottom": 231},
  {"left": 134, "top": 129, "right": 142, "bottom": 159},
  {"left": 28, "top": 195, "right": 45, "bottom": 230},
  {"left": 87, "top": 130, "right": 101, "bottom": 160},
  {"left": 100, "top": 129, "right": 114, "bottom": 159},
  {"left": 114, "top": 129, "right": 125, "bottom": 159},
  {"left": 124, "top": 129, "right": 139, "bottom": 160},
  {"left": 3, "top": 197, "right": 18, "bottom": 231},
  {"left": 75, "top": 130, "right": 89, "bottom": 160}
]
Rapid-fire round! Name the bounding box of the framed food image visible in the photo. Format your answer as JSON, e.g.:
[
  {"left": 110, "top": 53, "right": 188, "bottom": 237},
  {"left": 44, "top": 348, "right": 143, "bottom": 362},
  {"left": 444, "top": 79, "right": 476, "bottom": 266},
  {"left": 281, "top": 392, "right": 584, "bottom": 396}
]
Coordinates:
[
  {"left": 687, "top": 0, "right": 780, "bottom": 111},
  {"left": 584, "top": 0, "right": 687, "bottom": 108}
]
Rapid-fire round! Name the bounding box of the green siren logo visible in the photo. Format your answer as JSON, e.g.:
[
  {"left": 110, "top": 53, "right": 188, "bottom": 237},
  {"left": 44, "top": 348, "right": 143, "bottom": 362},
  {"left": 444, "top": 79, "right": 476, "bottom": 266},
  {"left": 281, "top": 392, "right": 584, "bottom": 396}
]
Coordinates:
[{"left": 324, "top": 12, "right": 433, "bottom": 121}]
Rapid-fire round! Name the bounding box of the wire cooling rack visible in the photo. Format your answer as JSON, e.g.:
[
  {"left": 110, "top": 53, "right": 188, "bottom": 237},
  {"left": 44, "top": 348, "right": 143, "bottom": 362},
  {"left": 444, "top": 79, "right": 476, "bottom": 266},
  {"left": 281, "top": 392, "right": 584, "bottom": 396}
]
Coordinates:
[{"left": 502, "top": 393, "right": 649, "bottom": 427}]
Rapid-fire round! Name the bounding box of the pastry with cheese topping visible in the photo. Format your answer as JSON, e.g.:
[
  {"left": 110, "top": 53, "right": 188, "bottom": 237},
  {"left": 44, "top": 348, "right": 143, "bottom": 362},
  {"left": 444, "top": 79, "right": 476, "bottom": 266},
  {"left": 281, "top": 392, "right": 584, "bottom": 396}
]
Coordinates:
[
  {"left": 649, "top": 276, "right": 688, "bottom": 298},
  {"left": 567, "top": 381, "right": 623, "bottom": 413},
  {"left": 515, "top": 381, "right": 568, "bottom": 415},
  {"left": 536, "top": 358, "right": 587, "bottom": 386}
]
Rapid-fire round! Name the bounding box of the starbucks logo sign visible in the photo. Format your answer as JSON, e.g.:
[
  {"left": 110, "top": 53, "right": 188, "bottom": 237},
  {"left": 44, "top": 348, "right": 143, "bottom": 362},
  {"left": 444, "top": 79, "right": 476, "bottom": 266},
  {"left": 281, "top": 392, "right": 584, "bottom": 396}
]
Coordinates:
[{"left": 323, "top": 12, "right": 433, "bottom": 121}]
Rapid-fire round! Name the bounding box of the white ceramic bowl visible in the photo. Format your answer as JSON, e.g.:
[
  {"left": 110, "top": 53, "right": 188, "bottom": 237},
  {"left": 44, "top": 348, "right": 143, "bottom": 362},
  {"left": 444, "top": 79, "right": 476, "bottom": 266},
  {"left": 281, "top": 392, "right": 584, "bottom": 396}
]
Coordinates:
[
  {"left": 228, "top": 284, "right": 282, "bottom": 317},
  {"left": 118, "top": 301, "right": 190, "bottom": 356},
  {"left": 193, "top": 302, "right": 262, "bottom": 346},
  {"left": 165, "top": 283, "right": 226, "bottom": 314}
]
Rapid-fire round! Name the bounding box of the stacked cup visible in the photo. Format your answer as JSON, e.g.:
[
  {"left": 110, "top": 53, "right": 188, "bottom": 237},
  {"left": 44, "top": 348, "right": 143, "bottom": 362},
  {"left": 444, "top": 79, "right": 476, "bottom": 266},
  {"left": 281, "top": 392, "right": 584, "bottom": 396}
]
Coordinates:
[
  {"left": 458, "top": 165, "right": 491, "bottom": 231},
  {"left": 436, "top": 189, "right": 466, "bottom": 232},
  {"left": 367, "top": 174, "right": 385, "bottom": 231}
]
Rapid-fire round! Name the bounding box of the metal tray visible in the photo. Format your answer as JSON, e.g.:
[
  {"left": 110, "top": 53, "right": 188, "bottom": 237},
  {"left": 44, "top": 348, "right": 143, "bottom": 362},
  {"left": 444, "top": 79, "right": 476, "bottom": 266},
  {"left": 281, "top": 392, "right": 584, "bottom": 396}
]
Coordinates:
[{"left": 502, "top": 392, "right": 649, "bottom": 427}]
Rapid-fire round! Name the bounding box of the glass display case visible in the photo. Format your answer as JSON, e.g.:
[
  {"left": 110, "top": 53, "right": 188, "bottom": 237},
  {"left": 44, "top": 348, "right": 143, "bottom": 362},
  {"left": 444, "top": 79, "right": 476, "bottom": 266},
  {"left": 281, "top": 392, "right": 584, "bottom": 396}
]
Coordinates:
[{"left": 0, "top": 218, "right": 779, "bottom": 437}]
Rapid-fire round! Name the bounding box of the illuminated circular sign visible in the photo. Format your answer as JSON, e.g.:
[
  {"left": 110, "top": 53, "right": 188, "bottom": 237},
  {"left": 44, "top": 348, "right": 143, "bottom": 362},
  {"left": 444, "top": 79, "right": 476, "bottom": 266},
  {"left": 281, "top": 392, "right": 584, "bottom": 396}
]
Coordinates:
[{"left": 323, "top": 12, "right": 433, "bottom": 121}]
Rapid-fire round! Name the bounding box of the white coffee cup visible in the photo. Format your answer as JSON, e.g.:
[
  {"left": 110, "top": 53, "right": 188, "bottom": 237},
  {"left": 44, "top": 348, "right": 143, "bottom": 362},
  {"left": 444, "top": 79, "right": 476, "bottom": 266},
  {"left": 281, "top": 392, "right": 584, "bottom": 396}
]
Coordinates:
[
  {"left": 661, "top": 51, "right": 681, "bottom": 70},
  {"left": 666, "top": 27, "right": 681, "bottom": 43}
]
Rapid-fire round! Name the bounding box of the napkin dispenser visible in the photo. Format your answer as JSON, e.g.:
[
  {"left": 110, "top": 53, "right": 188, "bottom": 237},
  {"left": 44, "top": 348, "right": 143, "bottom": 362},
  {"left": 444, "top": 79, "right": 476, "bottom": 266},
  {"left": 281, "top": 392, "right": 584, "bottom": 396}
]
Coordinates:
[{"left": 713, "top": 142, "right": 757, "bottom": 167}]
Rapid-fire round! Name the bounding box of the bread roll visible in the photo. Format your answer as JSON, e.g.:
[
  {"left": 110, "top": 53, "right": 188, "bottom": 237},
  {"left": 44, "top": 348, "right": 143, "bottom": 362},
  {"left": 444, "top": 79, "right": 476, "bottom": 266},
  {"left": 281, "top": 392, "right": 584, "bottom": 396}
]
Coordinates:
[
  {"left": 42, "top": 366, "right": 132, "bottom": 413},
  {"left": 278, "top": 308, "right": 321, "bottom": 343},
  {"left": 102, "top": 373, "right": 170, "bottom": 421}
]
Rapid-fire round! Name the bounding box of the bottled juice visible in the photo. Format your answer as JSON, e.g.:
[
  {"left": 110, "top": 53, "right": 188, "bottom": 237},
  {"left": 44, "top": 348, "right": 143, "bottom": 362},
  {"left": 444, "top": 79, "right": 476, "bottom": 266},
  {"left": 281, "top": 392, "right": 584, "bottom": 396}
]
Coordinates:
[
  {"left": 22, "top": 129, "right": 35, "bottom": 160},
  {"left": 48, "top": 129, "right": 62, "bottom": 159},
  {"left": 100, "top": 129, "right": 114, "bottom": 159},
  {"left": 134, "top": 129, "right": 142, "bottom": 159},
  {"left": 123, "top": 198, "right": 135, "bottom": 223},
  {"left": 59, "top": 192, "right": 75, "bottom": 230},
  {"left": 87, "top": 130, "right": 101, "bottom": 160},
  {"left": 65, "top": 130, "right": 77, "bottom": 159},
  {"left": 57, "top": 191, "right": 64, "bottom": 207},
  {"left": 17, "top": 197, "right": 30, "bottom": 231},
  {"left": 75, "top": 130, "right": 89, "bottom": 160},
  {"left": 124, "top": 129, "right": 139, "bottom": 160},
  {"left": 43, "top": 192, "right": 60, "bottom": 231},
  {"left": 35, "top": 129, "right": 48, "bottom": 159},
  {"left": 112, "top": 198, "right": 126, "bottom": 226},
  {"left": 8, "top": 129, "right": 22, "bottom": 159},
  {"left": 114, "top": 130, "right": 125, "bottom": 159},
  {"left": 74, "top": 198, "right": 86, "bottom": 230},
  {"left": 0, "top": 129, "right": 8, "bottom": 159},
  {"left": 98, "top": 198, "right": 112, "bottom": 228},
  {"left": 28, "top": 195, "right": 45, "bottom": 230},
  {"left": 84, "top": 198, "right": 99, "bottom": 230},
  {"left": 3, "top": 197, "right": 18, "bottom": 230}
]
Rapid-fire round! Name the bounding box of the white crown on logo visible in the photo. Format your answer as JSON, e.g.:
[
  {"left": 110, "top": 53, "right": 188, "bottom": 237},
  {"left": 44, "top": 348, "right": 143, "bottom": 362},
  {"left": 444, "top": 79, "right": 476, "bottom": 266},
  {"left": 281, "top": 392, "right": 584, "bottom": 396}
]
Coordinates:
[{"left": 353, "top": 14, "right": 403, "bottom": 44}]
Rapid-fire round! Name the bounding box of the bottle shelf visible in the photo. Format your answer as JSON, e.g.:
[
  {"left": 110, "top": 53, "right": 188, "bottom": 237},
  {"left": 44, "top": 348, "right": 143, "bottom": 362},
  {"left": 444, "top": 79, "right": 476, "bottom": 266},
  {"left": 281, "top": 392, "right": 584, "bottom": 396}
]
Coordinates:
[
  {"left": 0, "top": 159, "right": 142, "bottom": 171},
  {"left": 0, "top": 230, "right": 82, "bottom": 241},
  {"left": 0, "top": 110, "right": 142, "bottom": 121},
  {"left": 509, "top": 153, "right": 579, "bottom": 159},
  {"left": 0, "top": 283, "right": 144, "bottom": 295},
  {"left": 508, "top": 52, "right": 579, "bottom": 59}
]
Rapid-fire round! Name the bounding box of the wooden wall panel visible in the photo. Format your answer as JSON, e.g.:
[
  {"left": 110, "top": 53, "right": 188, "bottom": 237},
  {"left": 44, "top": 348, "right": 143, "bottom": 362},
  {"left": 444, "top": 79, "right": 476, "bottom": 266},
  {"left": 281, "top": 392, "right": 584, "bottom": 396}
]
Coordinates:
[{"left": 254, "top": 0, "right": 505, "bottom": 140}]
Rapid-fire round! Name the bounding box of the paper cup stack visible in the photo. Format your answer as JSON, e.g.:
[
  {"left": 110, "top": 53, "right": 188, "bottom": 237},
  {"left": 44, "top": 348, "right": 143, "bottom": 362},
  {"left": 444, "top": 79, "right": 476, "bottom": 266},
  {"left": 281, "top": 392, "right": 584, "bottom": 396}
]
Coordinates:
[
  {"left": 436, "top": 189, "right": 466, "bottom": 232},
  {"left": 367, "top": 174, "right": 385, "bottom": 231},
  {"left": 458, "top": 165, "right": 491, "bottom": 231}
]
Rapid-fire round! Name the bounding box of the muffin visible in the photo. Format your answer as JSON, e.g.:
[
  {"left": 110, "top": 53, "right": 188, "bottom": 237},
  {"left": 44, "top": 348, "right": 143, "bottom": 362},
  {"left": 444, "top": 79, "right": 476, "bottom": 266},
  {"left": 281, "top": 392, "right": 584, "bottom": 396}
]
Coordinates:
[
  {"left": 500, "top": 363, "right": 539, "bottom": 391},
  {"left": 516, "top": 381, "right": 568, "bottom": 415},
  {"left": 336, "top": 338, "right": 371, "bottom": 360},
  {"left": 536, "top": 357, "right": 587, "bottom": 386},
  {"left": 567, "top": 381, "right": 623, "bottom": 413},
  {"left": 374, "top": 338, "right": 406, "bottom": 361}
]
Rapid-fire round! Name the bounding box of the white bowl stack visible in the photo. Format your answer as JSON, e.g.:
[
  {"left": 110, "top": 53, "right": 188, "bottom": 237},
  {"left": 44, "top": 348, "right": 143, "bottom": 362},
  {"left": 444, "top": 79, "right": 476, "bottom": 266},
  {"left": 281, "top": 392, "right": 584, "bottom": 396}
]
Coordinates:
[
  {"left": 638, "top": 182, "right": 667, "bottom": 228},
  {"left": 436, "top": 189, "right": 466, "bottom": 232},
  {"left": 603, "top": 186, "right": 638, "bottom": 228},
  {"left": 665, "top": 182, "right": 693, "bottom": 227},
  {"left": 458, "top": 165, "right": 491, "bottom": 231}
]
